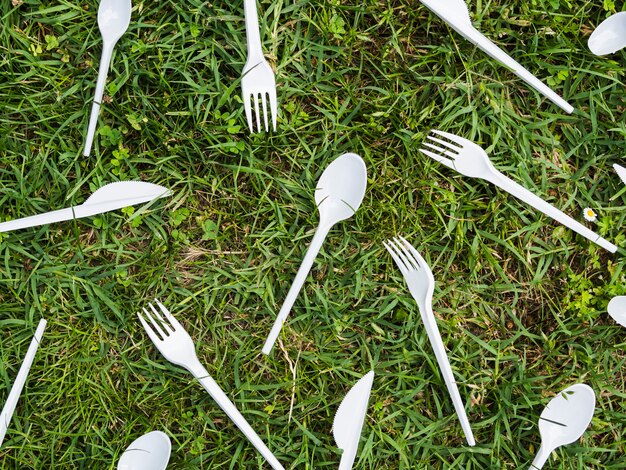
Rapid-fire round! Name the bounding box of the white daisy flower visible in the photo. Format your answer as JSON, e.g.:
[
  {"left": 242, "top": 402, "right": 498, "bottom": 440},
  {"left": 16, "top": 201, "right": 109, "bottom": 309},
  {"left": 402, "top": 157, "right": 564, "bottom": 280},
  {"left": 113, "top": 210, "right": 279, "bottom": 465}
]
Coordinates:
[{"left": 583, "top": 208, "right": 597, "bottom": 222}]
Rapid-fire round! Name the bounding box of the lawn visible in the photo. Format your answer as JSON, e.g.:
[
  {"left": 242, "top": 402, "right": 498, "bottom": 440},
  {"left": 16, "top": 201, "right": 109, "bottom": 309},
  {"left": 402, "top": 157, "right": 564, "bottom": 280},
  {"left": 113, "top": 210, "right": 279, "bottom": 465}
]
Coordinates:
[{"left": 1, "top": 0, "right": 626, "bottom": 468}]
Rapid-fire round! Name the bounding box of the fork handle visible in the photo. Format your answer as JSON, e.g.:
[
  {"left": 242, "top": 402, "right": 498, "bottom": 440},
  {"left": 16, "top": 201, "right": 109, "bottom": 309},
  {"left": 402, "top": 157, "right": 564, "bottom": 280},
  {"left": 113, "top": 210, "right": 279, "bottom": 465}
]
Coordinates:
[
  {"left": 416, "top": 302, "right": 476, "bottom": 446},
  {"left": 243, "top": 0, "right": 265, "bottom": 64},
  {"left": 187, "top": 362, "right": 285, "bottom": 470},
  {"left": 487, "top": 171, "right": 617, "bottom": 253}
]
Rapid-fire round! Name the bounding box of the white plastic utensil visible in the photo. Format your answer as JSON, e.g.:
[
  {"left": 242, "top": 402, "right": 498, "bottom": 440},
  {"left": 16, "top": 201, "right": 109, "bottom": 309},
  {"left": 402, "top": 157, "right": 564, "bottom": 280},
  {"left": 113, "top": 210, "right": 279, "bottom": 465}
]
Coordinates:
[
  {"left": 117, "top": 431, "right": 171, "bottom": 470},
  {"left": 419, "top": 0, "right": 573, "bottom": 113},
  {"left": 333, "top": 371, "right": 374, "bottom": 470},
  {"left": 589, "top": 12, "right": 626, "bottom": 56},
  {"left": 83, "top": 0, "right": 132, "bottom": 156},
  {"left": 384, "top": 237, "right": 475, "bottom": 446},
  {"left": 0, "top": 181, "right": 171, "bottom": 233},
  {"left": 0, "top": 319, "right": 47, "bottom": 447},
  {"left": 530, "top": 383, "right": 595, "bottom": 469},
  {"left": 241, "top": 0, "right": 277, "bottom": 132},
  {"left": 137, "top": 300, "right": 285, "bottom": 470},
  {"left": 262, "top": 153, "right": 368, "bottom": 355},
  {"left": 421, "top": 130, "right": 617, "bottom": 252},
  {"left": 614, "top": 164, "right": 626, "bottom": 186},
  {"left": 607, "top": 296, "right": 626, "bottom": 328}
]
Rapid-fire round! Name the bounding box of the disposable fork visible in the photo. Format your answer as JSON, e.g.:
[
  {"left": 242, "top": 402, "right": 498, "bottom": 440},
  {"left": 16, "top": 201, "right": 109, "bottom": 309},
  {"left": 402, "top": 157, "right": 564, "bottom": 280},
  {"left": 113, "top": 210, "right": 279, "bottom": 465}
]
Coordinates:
[
  {"left": 384, "top": 237, "right": 475, "bottom": 446},
  {"left": 137, "top": 299, "right": 285, "bottom": 470},
  {"left": 241, "top": 0, "right": 277, "bottom": 132},
  {"left": 420, "top": 130, "right": 617, "bottom": 253}
]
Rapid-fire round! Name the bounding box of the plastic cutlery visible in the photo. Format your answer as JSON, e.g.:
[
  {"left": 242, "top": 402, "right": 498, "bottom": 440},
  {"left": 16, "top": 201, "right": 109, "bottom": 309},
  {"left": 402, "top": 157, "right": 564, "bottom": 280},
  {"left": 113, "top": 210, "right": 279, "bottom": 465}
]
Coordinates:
[
  {"left": 530, "top": 383, "right": 595, "bottom": 469},
  {"left": 0, "top": 181, "right": 171, "bottom": 233},
  {"left": 589, "top": 12, "right": 626, "bottom": 56},
  {"left": 117, "top": 431, "right": 171, "bottom": 470},
  {"left": 419, "top": 0, "right": 573, "bottom": 113},
  {"left": 384, "top": 236, "right": 475, "bottom": 446},
  {"left": 83, "top": 0, "right": 132, "bottom": 156},
  {"left": 420, "top": 130, "right": 617, "bottom": 252},
  {"left": 0, "top": 319, "right": 47, "bottom": 447},
  {"left": 333, "top": 371, "right": 374, "bottom": 470},
  {"left": 614, "top": 164, "right": 626, "bottom": 186},
  {"left": 607, "top": 296, "right": 626, "bottom": 328},
  {"left": 262, "top": 153, "right": 368, "bottom": 355},
  {"left": 241, "top": 0, "right": 277, "bottom": 132},
  {"left": 137, "top": 299, "right": 285, "bottom": 470}
]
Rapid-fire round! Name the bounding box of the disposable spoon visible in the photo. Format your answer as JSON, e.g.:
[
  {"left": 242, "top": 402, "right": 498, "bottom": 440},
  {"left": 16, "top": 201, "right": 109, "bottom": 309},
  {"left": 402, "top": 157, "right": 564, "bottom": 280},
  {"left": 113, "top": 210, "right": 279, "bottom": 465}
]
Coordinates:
[
  {"left": 419, "top": 0, "right": 574, "bottom": 113},
  {"left": 530, "top": 384, "right": 595, "bottom": 469},
  {"left": 608, "top": 296, "right": 626, "bottom": 328},
  {"left": 0, "top": 319, "right": 47, "bottom": 447},
  {"left": 589, "top": 12, "right": 626, "bottom": 56},
  {"left": 83, "top": 0, "right": 132, "bottom": 156},
  {"left": 262, "top": 153, "right": 367, "bottom": 355},
  {"left": 117, "top": 431, "right": 171, "bottom": 470}
]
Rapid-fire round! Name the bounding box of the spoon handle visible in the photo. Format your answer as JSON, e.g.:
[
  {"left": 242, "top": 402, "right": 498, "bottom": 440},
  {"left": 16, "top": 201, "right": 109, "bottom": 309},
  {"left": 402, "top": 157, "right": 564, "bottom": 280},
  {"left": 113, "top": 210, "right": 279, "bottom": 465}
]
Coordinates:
[
  {"left": 462, "top": 26, "right": 573, "bottom": 114},
  {"left": 84, "top": 42, "right": 115, "bottom": 156},
  {"left": 530, "top": 444, "right": 551, "bottom": 469},
  {"left": 0, "top": 319, "right": 47, "bottom": 447},
  {"left": 262, "top": 223, "right": 332, "bottom": 355}
]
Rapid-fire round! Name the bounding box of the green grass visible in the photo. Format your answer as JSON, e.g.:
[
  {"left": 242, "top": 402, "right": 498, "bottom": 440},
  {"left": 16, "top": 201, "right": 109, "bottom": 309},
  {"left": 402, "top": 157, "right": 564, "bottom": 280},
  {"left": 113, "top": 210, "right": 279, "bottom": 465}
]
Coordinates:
[{"left": 1, "top": 0, "right": 626, "bottom": 468}]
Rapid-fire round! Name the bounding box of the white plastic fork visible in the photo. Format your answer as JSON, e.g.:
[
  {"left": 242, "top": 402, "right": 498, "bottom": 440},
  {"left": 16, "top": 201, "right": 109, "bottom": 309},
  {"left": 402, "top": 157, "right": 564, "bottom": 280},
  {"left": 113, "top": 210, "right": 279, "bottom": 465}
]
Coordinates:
[
  {"left": 384, "top": 237, "right": 475, "bottom": 446},
  {"left": 137, "top": 299, "right": 285, "bottom": 470},
  {"left": 241, "top": 0, "right": 277, "bottom": 132},
  {"left": 420, "top": 130, "right": 617, "bottom": 253}
]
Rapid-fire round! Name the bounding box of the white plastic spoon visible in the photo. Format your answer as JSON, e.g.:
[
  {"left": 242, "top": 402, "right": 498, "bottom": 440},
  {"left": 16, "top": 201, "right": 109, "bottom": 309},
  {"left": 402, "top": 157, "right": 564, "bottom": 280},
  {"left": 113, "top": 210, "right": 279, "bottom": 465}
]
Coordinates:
[
  {"left": 262, "top": 153, "right": 368, "bottom": 355},
  {"left": 589, "top": 12, "right": 626, "bottom": 56},
  {"left": 83, "top": 0, "right": 132, "bottom": 156},
  {"left": 0, "top": 319, "right": 47, "bottom": 447},
  {"left": 419, "top": 0, "right": 574, "bottom": 113},
  {"left": 608, "top": 296, "right": 626, "bottom": 328},
  {"left": 117, "top": 431, "right": 171, "bottom": 470},
  {"left": 530, "top": 384, "right": 595, "bottom": 469},
  {"left": 333, "top": 371, "right": 374, "bottom": 470}
]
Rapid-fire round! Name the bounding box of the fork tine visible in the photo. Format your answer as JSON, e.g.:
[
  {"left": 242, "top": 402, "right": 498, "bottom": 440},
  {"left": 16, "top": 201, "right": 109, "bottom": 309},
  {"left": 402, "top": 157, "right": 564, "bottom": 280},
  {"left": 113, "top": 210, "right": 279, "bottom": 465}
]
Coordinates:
[
  {"left": 244, "top": 95, "right": 254, "bottom": 133},
  {"left": 269, "top": 88, "right": 277, "bottom": 131},
  {"left": 392, "top": 237, "right": 420, "bottom": 272},
  {"left": 397, "top": 236, "right": 425, "bottom": 268},
  {"left": 383, "top": 240, "right": 408, "bottom": 275},
  {"left": 386, "top": 239, "right": 417, "bottom": 274},
  {"left": 137, "top": 310, "right": 164, "bottom": 343},
  {"left": 155, "top": 298, "right": 184, "bottom": 331},
  {"left": 148, "top": 303, "right": 174, "bottom": 336},
  {"left": 422, "top": 142, "right": 458, "bottom": 159},
  {"left": 426, "top": 135, "right": 462, "bottom": 153},
  {"left": 419, "top": 149, "right": 455, "bottom": 168},
  {"left": 254, "top": 93, "right": 261, "bottom": 133},
  {"left": 431, "top": 129, "right": 468, "bottom": 146},
  {"left": 261, "top": 92, "right": 269, "bottom": 132}
]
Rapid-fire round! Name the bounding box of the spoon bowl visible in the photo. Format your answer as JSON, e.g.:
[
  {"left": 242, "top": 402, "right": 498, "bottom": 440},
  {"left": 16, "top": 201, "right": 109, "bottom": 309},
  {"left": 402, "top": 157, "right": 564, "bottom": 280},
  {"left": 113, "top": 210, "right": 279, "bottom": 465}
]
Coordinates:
[
  {"left": 98, "top": 0, "right": 132, "bottom": 43},
  {"left": 531, "top": 384, "right": 595, "bottom": 469},
  {"left": 608, "top": 296, "right": 626, "bottom": 328},
  {"left": 117, "top": 431, "right": 171, "bottom": 470},
  {"left": 315, "top": 153, "right": 367, "bottom": 226},
  {"left": 589, "top": 12, "right": 626, "bottom": 56}
]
